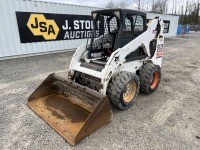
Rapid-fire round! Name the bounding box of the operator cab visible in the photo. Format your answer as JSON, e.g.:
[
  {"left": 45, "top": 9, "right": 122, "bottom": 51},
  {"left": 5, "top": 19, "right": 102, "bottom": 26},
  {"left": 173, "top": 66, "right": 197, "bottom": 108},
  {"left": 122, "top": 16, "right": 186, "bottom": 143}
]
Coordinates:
[{"left": 86, "top": 9, "right": 147, "bottom": 61}]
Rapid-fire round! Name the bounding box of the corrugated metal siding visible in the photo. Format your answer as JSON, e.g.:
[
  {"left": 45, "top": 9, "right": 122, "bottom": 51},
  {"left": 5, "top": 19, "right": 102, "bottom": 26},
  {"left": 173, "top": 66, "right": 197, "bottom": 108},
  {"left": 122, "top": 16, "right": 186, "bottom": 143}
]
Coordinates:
[
  {"left": 0, "top": 0, "right": 179, "bottom": 59},
  {"left": 0, "top": 0, "right": 100, "bottom": 59}
]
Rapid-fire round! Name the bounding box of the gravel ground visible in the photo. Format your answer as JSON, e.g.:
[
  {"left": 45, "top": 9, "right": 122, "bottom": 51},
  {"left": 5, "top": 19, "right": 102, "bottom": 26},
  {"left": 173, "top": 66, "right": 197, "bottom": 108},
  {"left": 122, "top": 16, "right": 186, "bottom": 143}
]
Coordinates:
[{"left": 0, "top": 32, "right": 200, "bottom": 150}]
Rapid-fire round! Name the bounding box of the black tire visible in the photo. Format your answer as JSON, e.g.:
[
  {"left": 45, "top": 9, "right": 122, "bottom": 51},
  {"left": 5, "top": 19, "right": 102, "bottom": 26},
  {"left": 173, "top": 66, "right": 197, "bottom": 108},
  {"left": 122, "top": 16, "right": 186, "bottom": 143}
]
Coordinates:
[
  {"left": 139, "top": 63, "right": 161, "bottom": 94},
  {"left": 107, "top": 72, "right": 140, "bottom": 110}
]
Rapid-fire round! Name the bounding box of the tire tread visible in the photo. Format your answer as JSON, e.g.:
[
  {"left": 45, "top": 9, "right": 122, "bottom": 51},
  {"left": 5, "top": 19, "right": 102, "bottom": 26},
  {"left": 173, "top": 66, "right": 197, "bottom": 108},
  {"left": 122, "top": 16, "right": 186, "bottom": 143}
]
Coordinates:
[
  {"left": 107, "top": 72, "right": 140, "bottom": 110},
  {"left": 140, "top": 63, "right": 161, "bottom": 94}
]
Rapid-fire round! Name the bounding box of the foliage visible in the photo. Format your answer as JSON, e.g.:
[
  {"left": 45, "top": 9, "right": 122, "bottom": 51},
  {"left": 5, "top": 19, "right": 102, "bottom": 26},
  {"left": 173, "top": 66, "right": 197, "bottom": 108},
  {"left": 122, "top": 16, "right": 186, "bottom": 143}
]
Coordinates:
[
  {"left": 106, "top": 1, "right": 128, "bottom": 9},
  {"left": 179, "top": 0, "right": 200, "bottom": 25},
  {"left": 105, "top": 0, "right": 200, "bottom": 25}
]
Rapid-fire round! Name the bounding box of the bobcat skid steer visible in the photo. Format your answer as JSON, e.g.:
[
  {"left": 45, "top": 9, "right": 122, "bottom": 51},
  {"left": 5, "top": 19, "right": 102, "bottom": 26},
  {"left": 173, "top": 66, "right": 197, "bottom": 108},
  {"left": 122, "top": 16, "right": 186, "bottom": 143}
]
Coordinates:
[{"left": 28, "top": 9, "right": 164, "bottom": 145}]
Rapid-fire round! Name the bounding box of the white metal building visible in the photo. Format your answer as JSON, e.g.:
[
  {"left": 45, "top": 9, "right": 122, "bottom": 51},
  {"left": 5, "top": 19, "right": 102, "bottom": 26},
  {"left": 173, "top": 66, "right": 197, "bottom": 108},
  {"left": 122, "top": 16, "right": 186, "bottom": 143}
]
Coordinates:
[
  {"left": 0, "top": 0, "right": 179, "bottom": 59},
  {"left": 147, "top": 13, "right": 179, "bottom": 37}
]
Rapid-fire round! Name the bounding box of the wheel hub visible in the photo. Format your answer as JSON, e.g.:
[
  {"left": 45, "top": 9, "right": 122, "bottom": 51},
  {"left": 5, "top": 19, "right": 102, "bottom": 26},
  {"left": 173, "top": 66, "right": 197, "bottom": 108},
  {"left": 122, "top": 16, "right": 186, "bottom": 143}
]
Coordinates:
[
  {"left": 150, "top": 71, "right": 159, "bottom": 89},
  {"left": 123, "top": 80, "right": 136, "bottom": 103}
]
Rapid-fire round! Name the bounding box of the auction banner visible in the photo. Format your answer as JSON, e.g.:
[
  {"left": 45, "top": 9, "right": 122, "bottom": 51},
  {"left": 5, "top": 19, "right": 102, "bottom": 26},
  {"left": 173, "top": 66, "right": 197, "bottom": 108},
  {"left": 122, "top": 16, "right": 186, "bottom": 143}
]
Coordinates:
[{"left": 16, "top": 12, "right": 94, "bottom": 43}]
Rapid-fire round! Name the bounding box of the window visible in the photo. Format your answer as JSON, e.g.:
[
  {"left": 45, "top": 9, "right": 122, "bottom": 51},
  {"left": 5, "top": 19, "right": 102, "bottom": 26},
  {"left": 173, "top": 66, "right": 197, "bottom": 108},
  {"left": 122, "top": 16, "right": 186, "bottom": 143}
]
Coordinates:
[
  {"left": 109, "top": 17, "right": 118, "bottom": 32},
  {"left": 135, "top": 15, "right": 144, "bottom": 31},
  {"left": 124, "top": 15, "right": 136, "bottom": 31},
  {"left": 124, "top": 14, "right": 144, "bottom": 32}
]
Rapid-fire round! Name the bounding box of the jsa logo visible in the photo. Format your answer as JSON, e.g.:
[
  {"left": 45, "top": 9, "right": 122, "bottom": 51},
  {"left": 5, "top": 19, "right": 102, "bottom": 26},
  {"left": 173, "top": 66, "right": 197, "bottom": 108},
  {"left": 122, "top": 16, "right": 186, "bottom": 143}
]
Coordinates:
[{"left": 27, "top": 14, "right": 59, "bottom": 40}]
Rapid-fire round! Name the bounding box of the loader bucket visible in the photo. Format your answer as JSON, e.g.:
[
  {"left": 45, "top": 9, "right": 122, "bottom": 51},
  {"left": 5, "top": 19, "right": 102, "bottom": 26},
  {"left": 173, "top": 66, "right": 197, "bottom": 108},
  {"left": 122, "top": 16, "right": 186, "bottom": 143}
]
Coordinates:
[{"left": 27, "top": 74, "right": 112, "bottom": 145}]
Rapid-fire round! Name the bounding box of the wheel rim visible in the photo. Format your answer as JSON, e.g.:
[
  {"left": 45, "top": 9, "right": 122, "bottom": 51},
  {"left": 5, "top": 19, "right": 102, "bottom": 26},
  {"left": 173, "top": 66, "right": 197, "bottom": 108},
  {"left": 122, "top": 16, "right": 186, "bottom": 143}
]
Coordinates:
[
  {"left": 150, "top": 71, "right": 159, "bottom": 89},
  {"left": 123, "top": 80, "right": 137, "bottom": 103}
]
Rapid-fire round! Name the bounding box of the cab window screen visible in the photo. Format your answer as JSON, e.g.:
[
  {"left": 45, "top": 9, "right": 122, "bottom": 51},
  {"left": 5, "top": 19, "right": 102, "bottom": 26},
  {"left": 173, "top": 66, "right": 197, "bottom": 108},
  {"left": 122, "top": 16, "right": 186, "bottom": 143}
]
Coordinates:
[
  {"left": 124, "top": 15, "right": 144, "bottom": 32},
  {"left": 135, "top": 15, "right": 144, "bottom": 31}
]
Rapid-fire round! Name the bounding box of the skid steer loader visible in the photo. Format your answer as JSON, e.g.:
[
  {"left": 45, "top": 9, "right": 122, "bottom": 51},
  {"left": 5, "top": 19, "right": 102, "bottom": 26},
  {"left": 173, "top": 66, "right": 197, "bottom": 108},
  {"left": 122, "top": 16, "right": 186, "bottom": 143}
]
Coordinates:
[{"left": 28, "top": 9, "right": 164, "bottom": 145}]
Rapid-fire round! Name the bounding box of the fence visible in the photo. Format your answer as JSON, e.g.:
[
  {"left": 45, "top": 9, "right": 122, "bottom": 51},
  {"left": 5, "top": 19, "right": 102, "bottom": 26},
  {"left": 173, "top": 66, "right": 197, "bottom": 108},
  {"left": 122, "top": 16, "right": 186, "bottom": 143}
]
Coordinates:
[{"left": 189, "top": 25, "right": 200, "bottom": 31}]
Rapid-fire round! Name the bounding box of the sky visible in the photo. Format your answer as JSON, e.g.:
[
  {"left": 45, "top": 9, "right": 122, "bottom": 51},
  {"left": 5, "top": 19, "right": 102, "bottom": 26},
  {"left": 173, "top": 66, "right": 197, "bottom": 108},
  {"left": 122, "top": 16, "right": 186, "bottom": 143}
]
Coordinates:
[
  {"left": 38, "top": 0, "right": 199, "bottom": 14},
  {"left": 38, "top": 0, "right": 130, "bottom": 8}
]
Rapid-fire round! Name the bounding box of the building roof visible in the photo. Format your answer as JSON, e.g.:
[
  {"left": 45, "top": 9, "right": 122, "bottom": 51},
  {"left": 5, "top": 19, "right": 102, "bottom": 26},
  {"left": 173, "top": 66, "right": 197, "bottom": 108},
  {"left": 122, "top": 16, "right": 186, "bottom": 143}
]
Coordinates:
[{"left": 91, "top": 8, "right": 146, "bottom": 16}]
